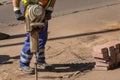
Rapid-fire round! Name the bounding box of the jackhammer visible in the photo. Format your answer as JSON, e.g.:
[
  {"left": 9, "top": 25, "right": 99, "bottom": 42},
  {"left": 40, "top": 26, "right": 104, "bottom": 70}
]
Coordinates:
[{"left": 24, "top": 4, "right": 45, "bottom": 80}]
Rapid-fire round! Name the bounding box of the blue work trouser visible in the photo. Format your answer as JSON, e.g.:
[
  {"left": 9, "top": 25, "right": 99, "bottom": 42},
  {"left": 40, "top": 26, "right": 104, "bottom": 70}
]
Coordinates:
[{"left": 20, "top": 22, "right": 48, "bottom": 67}]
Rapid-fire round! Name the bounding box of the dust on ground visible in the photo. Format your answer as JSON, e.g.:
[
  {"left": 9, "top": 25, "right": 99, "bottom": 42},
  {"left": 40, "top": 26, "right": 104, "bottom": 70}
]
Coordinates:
[{"left": 1, "top": 0, "right": 120, "bottom": 80}]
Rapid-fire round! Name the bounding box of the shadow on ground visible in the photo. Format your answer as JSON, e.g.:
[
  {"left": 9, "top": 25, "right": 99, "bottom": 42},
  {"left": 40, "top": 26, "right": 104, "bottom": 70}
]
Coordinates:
[
  {"left": 38, "top": 62, "right": 95, "bottom": 79},
  {"left": 38, "top": 62, "right": 95, "bottom": 72},
  {"left": 0, "top": 55, "right": 19, "bottom": 64},
  {"left": 0, "top": 32, "right": 10, "bottom": 40},
  {"left": 0, "top": 28, "right": 120, "bottom": 48}
]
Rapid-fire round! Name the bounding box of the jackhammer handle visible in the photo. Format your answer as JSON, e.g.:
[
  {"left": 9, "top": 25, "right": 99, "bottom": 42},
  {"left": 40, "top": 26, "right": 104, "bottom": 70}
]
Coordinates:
[{"left": 30, "top": 22, "right": 44, "bottom": 28}]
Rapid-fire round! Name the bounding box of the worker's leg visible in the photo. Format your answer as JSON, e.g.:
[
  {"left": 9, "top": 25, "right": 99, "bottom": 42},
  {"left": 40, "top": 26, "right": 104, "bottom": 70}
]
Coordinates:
[
  {"left": 37, "top": 22, "right": 48, "bottom": 63},
  {"left": 20, "top": 33, "right": 34, "bottom": 73},
  {"left": 37, "top": 21, "right": 53, "bottom": 70}
]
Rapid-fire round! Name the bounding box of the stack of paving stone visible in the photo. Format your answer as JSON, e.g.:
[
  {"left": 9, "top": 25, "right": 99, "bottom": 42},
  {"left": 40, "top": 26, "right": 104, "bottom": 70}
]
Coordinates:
[{"left": 92, "top": 40, "right": 120, "bottom": 70}]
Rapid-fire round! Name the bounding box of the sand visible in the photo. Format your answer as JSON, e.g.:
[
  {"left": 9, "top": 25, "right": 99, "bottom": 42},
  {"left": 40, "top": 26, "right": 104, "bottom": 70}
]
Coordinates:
[{"left": 0, "top": 0, "right": 120, "bottom": 80}]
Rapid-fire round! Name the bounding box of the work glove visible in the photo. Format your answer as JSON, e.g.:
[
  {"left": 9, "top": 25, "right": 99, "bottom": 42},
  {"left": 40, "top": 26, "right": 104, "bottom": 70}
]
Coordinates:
[
  {"left": 45, "top": 10, "right": 52, "bottom": 20},
  {"left": 14, "top": 10, "right": 25, "bottom": 21}
]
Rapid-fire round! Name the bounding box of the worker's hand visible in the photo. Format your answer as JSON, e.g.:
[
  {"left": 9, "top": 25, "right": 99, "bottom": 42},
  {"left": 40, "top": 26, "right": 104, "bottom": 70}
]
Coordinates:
[
  {"left": 45, "top": 10, "right": 52, "bottom": 20},
  {"left": 14, "top": 10, "right": 25, "bottom": 21}
]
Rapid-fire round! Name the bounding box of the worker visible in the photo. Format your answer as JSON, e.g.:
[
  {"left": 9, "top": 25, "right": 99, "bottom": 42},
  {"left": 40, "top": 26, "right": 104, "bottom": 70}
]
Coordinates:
[{"left": 12, "top": 0, "right": 56, "bottom": 74}]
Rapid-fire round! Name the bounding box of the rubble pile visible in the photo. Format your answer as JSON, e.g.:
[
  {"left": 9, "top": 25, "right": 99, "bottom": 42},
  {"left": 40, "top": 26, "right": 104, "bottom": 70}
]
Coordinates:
[{"left": 92, "top": 40, "right": 120, "bottom": 70}]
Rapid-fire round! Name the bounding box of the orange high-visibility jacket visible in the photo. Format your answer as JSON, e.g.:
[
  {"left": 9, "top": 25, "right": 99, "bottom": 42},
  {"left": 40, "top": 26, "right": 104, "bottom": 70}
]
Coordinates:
[{"left": 39, "top": 0, "right": 56, "bottom": 9}]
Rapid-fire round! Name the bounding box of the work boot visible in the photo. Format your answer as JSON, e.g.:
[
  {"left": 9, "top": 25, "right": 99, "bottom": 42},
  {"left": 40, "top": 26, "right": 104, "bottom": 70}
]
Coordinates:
[
  {"left": 20, "top": 66, "right": 34, "bottom": 74},
  {"left": 14, "top": 10, "right": 25, "bottom": 20},
  {"left": 38, "top": 62, "right": 54, "bottom": 71}
]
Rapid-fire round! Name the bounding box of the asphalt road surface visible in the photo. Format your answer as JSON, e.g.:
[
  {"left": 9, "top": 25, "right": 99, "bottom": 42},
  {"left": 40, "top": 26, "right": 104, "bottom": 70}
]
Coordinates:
[
  {"left": 54, "top": 0, "right": 120, "bottom": 14},
  {"left": 0, "top": 0, "right": 120, "bottom": 24}
]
